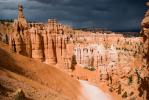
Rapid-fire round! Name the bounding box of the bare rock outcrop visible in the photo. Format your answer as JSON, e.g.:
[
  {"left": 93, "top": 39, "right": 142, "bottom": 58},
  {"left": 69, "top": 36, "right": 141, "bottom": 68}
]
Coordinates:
[{"left": 139, "top": 2, "right": 149, "bottom": 100}]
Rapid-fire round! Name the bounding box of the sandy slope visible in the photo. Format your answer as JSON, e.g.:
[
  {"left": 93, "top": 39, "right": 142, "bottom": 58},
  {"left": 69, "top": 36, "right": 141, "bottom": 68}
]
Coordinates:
[
  {"left": 0, "top": 42, "right": 84, "bottom": 100},
  {"left": 0, "top": 68, "right": 69, "bottom": 100}
]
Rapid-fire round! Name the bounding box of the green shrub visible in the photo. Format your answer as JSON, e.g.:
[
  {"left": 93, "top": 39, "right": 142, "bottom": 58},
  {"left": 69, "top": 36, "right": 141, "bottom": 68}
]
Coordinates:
[{"left": 128, "top": 76, "right": 133, "bottom": 85}]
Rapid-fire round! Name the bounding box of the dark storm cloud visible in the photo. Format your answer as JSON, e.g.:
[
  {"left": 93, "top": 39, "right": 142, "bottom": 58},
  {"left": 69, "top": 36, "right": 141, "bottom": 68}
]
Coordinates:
[{"left": 0, "top": 0, "right": 148, "bottom": 31}]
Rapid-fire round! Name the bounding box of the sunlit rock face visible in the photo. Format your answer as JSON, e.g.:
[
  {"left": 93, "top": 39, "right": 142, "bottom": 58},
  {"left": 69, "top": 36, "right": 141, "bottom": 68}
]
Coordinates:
[
  {"left": 74, "top": 43, "right": 118, "bottom": 69},
  {"left": 27, "top": 20, "right": 74, "bottom": 66},
  {"left": 5, "top": 3, "right": 144, "bottom": 71},
  {"left": 7, "top": 3, "right": 73, "bottom": 67}
]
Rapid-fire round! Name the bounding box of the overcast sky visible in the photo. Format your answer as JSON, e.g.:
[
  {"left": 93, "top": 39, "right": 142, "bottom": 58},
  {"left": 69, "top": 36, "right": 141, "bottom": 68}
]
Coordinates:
[{"left": 0, "top": 0, "right": 148, "bottom": 31}]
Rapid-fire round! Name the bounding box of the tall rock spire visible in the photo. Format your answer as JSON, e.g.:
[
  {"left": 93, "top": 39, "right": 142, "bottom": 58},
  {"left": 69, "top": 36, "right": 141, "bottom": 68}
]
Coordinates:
[
  {"left": 17, "top": 1, "right": 27, "bottom": 29},
  {"left": 18, "top": 2, "right": 25, "bottom": 19}
]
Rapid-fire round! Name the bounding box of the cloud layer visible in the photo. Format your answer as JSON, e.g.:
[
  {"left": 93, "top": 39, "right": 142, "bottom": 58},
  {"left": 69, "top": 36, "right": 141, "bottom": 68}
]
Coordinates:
[{"left": 0, "top": 0, "right": 148, "bottom": 31}]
